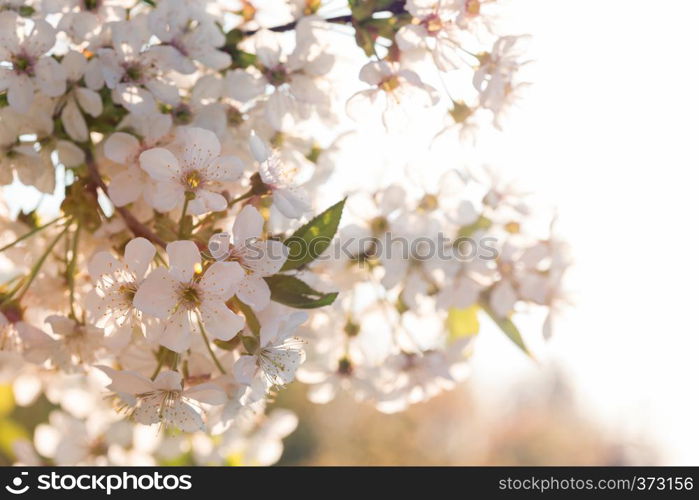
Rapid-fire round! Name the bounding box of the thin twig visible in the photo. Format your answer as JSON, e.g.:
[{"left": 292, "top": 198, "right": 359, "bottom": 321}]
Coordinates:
[{"left": 84, "top": 149, "right": 167, "bottom": 248}]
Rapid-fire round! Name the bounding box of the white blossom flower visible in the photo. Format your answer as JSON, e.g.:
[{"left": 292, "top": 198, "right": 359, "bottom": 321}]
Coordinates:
[
  {"left": 208, "top": 205, "right": 288, "bottom": 310},
  {"left": 103, "top": 112, "right": 172, "bottom": 207},
  {"left": 59, "top": 51, "right": 103, "bottom": 143},
  {"left": 347, "top": 61, "right": 439, "bottom": 130},
  {"left": 97, "top": 19, "right": 180, "bottom": 114},
  {"left": 0, "top": 11, "right": 66, "bottom": 113},
  {"left": 86, "top": 237, "right": 156, "bottom": 351},
  {"left": 396, "top": 0, "right": 472, "bottom": 71},
  {"left": 139, "top": 127, "right": 245, "bottom": 215},
  {"left": 133, "top": 240, "right": 245, "bottom": 353},
  {"left": 45, "top": 0, "right": 127, "bottom": 48},
  {"left": 233, "top": 310, "right": 307, "bottom": 392},
  {"left": 147, "top": 0, "right": 232, "bottom": 74},
  {"left": 252, "top": 19, "right": 334, "bottom": 131},
  {"left": 36, "top": 315, "right": 104, "bottom": 372},
  {"left": 97, "top": 367, "right": 227, "bottom": 432},
  {"left": 473, "top": 35, "right": 530, "bottom": 127},
  {"left": 250, "top": 134, "right": 309, "bottom": 219}
]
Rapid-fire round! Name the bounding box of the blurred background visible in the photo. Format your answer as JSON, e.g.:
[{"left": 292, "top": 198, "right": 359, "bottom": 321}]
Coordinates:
[
  {"left": 2, "top": 0, "right": 699, "bottom": 465},
  {"left": 276, "top": 0, "right": 699, "bottom": 465}
]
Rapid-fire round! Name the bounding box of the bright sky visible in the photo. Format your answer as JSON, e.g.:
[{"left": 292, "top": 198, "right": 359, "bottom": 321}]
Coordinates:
[{"left": 468, "top": 0, "right": 699, "bottom": 464}]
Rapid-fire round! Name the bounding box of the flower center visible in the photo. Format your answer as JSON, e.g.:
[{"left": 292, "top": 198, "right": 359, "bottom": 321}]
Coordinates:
[
  {"left": 172, "top": 104, "right": 193, "bottom": 125},
  {"left": 265, "top": 65, "right": 290, "bottom": 87},
  {"left": 449, "top": 101, "right": 473, "bottom": 123},
  {"left": 379, "top": 75, "right": 400, "bottom": 93},
  {"left": 418, "top": 194, "right": 439, "bottom": 212},
  {"left": 184, "top": 170, "right": 202, "bottom": 191},
  {"left": 338, "top": 357, "right": 353, "bottom": 376},
  {"left": 83, "top": 0, "right": 101, "bottom": 11},
  {"left": 179, "top": 285, "right": 201, "bottom": 309},
  {"left": 124, "top": 63, "right": 143, "bottom": 83},
  {"left": 369, "top": 216, "right": 389, "bottom": 234},
  {"left": 118, "top": 284, "right": 137, "bottom": 303},
  {"left": 465, "top": 0, "right": 481, "bottom": 16},
  {"left": 11, "top": 54, "right": 34, "bottom": 75},
  {"left": 227, "top": 105, "right": 244, "bottom": 126},
  {"left": 423, "top": 14, "right": 444, "bottom": 35}
]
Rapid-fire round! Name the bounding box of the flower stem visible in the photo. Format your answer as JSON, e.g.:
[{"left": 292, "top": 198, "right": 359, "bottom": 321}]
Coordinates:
[
  {"left": 66, "top": 220, "right": 82, "bottom": 321},
  {"left": 0, "top": 215, "right": 66, "bottom": 254},
  {"left": 177, "top": 197, "right": 191, "bottom": 239},
  {"left": 1, "top": 223, "right": 71, "bottom": 306},
  {"left": 197, "top": 317, "right": 227, "bottom": 375}
]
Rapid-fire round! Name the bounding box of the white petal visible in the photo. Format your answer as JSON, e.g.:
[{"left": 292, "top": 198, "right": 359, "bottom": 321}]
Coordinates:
[
  {"left": 115, "top": 84, "right": 155, "bottom": 114},
  {"left": 25, "top": 19, "right": 57, "bottom": 57},
  {"left": 62, "top": 50, "right": 87, "bottom": 81},
  {"left": 8, "top": 74, "right": 34, "bottom": 113},
  {"left": 159, "top": 309, "right": 195, "bottom": 352},
  {"left": 149, "top": 181, "right": 183, "bottom": 213},
  {"left": 34, "top": 57, "right": 66, "bottom": 97},
  {"left": 166, "top": 240, "right": 200, "bottom": 283},
  {"left": 61, "top": 97, "right": 88, "bottom": 142},
  {"left": 88, "top": 251, "right": 121, "bottom": 281},
  {"left": 164, "top": 401, "right": 203, "bottom": 432},
  {"left": 199, "top": 261, "right": 243, "bottom": 300},
  {"left": 145, "top": 79, "right": 180, "bottom": 105},
  {"left": 55, "top": 140, "right": 85, "bottom": 167},
  {"left": 490, "top": 279, "right": 518, "bottom": 317},
  {"left": 248, "top": 131, "right": 269, "bottom": 162},
  {"left": 204, "top": 155, "right": 244, "bottom": 182},
  {"left": 236, "top": 275, "right": 270, "bottom": 311},
  {"left": 124, "top": 237, "right": 156, "bottom": 281},
  {"left": 139, "top": 147, "right": 181, "bottom": 181},
  {"left": 233, "top": 205, "right": 263, "bottom": 245},
  {"left": 96, "top": 366, "right": 155, "bottom": 395},
  {"left": 75, "top": 87, "right": 102, "bottom": 117},
  {"left": 177, "top": 126, "right": 220, "bottom": 169},
  {"left": 184, "top": 383, "right": 227, "bottom": 405},
  {"left": 254, "top": 30, "right": 282, "bottom": 68},
  {"left": 105, "top": 132, "right": 140, "bottom": 164},
  {"left": 199, "top": 301, "right": 244, "bottom": 341},
  {"left": 133, "top": 267, "right": 179, "bottom": 317},
  {"left": 272, "top": 189, "right": 308, "bottom": 219},
  {"left": 244, "top": 240, "right": 288, "bottom": 276},
  {"left": 153, "top": 370, "right": 182, "bottom": 391},
  {"left": 108, "top": 167, "right": 145, "bottom": 207},
  {"left": 187, "top": 190, "right": 226, "bottom": 216}
]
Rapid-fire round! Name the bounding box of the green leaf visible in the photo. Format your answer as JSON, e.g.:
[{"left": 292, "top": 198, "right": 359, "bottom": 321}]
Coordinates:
[
  {"left": 230, "top": 296, "right": 260, "bottom": 337},
  {"left": 265, "top": 275, "right": 338, "bottom": 309},
  {"left": 280, "top": 198, "right": 345, "bottom": 271},
  {"left": 457, "top": 215, "right": 492, "bottom": 239},
  {"left": 480, "top": 300, "right": 530, "bottom": 356}
]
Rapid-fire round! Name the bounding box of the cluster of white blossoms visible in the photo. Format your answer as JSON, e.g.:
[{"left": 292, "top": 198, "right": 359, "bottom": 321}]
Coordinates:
[{"left": 0, "top": 0, "right": 563, "bottom": 465}]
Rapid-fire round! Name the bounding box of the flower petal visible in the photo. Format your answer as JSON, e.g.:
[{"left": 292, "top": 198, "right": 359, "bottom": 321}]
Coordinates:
[
  {"left": 139, "top": 147, "right": 181, "bottom": 182},
  {"left": 124, "top": 237, "right": 156, "bottom": 282},
  {"left": 199, "top": 261, "right": 244, "bottom": 300},
  {"left": 199, "top": 301, "right": 244, "bottom": 341},
  {"left": 133, "top": 267, "right": 179, "bottom": 317},
  {"left": 233, "top": 205, "right": 263, "bottom": 245},
  {"left": 96, "top": 366, "right": 155, "bottom": 395},
  {"left": 166, "top": 240, "right": 201, "bottom": 283},
  {"left": 236, "top": 275, "right": 271, "bottom": 311}
]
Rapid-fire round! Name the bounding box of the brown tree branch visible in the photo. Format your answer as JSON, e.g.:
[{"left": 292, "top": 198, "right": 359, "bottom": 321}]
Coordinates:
[
  {"left": 241, "top": 1, "right": 407, "bottom": 36},
  {"left": 85, "top": 149, "right": 167, "bottom": 248}
]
